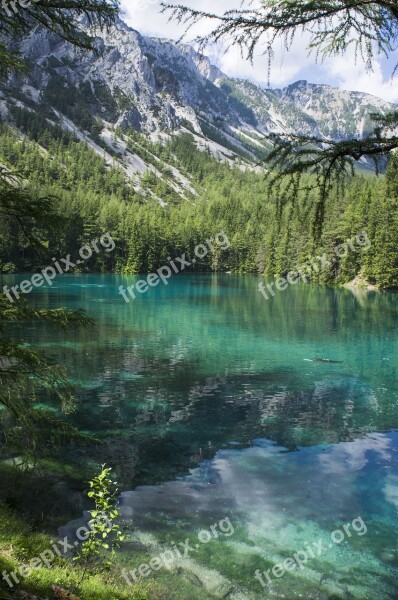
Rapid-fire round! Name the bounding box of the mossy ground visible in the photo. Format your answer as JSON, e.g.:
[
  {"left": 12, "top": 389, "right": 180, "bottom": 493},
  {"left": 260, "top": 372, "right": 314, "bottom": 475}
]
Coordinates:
[
  {"left": 0, "top": 460, "right": 235, "bottom": 600},
  {"left": 0, "top": 496, "right": 222, "bottom": 600},
  {"left": 0, "top": 499, "right": 167, "bottom": 599},
  {"left": 0, "top": 457, "right": 169, "bottom": 600}
]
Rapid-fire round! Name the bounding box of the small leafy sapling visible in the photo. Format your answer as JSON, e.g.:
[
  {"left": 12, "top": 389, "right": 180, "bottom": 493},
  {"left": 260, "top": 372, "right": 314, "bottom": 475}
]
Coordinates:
[{"left": 75, "top": 465, "right": 125, "bottom": 584}]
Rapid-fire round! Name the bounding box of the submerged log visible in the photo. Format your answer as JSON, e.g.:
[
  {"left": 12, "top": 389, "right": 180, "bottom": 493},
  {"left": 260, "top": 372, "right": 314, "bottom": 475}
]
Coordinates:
[{"left": 313, "top": 358, "right": 344, "bottom": 364}]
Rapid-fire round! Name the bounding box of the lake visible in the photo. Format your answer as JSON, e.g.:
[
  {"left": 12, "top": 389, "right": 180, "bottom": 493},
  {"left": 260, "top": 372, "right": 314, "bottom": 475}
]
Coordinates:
[{"left": 5, "top": 273, "right": 398, "bottom": 599}]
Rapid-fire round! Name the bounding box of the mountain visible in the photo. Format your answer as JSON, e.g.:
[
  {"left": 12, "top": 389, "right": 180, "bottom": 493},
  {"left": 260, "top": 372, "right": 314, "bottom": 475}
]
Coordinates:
[
  {"left": 1, "top": 16, "right": 398, "bottom": 287},
  {"left": 0, "top": 16, "right": 396, "bottom": 199}
]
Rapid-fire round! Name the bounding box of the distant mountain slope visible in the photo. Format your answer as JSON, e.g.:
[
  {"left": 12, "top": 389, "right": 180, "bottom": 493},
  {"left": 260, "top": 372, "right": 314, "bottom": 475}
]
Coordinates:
[{"left": 0, "top": 16, "right": 396, "bottom": 185}]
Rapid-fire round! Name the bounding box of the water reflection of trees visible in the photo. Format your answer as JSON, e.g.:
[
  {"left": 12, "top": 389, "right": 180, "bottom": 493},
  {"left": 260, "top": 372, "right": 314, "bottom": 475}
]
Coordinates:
[
  {"left": 9, "top": 275, "right": 398, "bottom": 488},
  {"left": 65, "top": 369, "right": 394, "bottom": 488}
]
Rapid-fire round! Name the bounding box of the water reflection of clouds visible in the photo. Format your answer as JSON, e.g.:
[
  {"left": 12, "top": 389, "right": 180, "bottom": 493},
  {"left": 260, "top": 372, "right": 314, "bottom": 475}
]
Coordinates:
[
  {"left": 119, "top": 433, "right": 397, "bottom": 531},
  {"left": 384, "top": 474, "right": 398, "bottom": 510},
  {"left": 61, "top": 432, "right": 398, "bottom": 598},
  {"left": 318, "top": 433, "right": 392, "bottom": 475}
]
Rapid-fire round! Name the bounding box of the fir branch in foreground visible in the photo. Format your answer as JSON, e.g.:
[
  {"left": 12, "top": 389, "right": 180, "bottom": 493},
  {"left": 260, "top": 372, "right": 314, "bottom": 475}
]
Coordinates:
[
  {"left": 265, "top": 132, "right": 398, "bottom": 238},
  {"left": 161, "top": 1, "right": 398, "bottom": 72},
  {"left": 0, "top": 292, "right": 93, "bottom": 460},
  {"left": 0, "top": 0, "right": 119, "bottom": 75}
]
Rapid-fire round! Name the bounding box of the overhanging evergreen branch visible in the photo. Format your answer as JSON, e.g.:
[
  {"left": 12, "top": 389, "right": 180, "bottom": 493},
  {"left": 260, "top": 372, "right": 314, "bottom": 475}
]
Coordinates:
[
  {"left": 0, "top": 170, "right": 69, "bottom": 252},
  {"left": 0, "top": 0, "right": 119, "bottom": 74},
  {"left": 162, "top": 1, "right": 398, "bottom": 233},
  {"left": 161, "top": 1, "right": 398, "bottom": 71},
  {"left": 265, "top": 131, "right": 398, "bottom": 237}
]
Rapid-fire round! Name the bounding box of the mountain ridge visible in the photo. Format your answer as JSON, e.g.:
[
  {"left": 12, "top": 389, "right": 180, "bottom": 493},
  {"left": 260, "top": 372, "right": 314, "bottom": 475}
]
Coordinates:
[{"left": 0, "top": 15, "right": 396, "bottom": 196}]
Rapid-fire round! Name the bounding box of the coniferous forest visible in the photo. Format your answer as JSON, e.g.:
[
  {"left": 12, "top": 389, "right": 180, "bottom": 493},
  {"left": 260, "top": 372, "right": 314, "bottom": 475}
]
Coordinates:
[{"left": 1, "top": 117, "right": 398, "bottom": 288}]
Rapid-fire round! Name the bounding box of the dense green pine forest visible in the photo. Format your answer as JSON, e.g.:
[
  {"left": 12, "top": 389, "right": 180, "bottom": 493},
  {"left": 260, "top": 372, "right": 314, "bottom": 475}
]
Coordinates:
[{"left": 0, "top": 113, "right": 398, "bottom": 288}]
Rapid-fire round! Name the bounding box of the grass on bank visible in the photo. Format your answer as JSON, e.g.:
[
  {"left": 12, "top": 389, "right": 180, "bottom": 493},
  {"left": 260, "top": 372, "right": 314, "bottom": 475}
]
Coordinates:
[{"left": 0, "top": 500, "right": 163, "bottom": 600}]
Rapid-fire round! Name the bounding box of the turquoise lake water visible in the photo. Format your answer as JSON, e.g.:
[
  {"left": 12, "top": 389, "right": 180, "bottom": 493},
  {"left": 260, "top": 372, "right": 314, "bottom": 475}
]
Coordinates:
[{"left": 4, "top": 273, "right": 398, "bottom": 598}]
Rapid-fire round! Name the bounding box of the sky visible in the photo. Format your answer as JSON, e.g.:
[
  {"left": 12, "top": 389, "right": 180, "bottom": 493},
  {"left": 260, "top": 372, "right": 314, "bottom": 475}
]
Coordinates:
[{"left": 120, "top": 0, "right": 398, "bottom": 103}]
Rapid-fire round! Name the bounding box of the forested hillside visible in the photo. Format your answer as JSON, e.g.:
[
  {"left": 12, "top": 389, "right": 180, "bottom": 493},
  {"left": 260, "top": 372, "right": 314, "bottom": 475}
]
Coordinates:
[
  {"left": 0, "top": 16, "right": 396, "bottom": 290},
  {"left": 1, "top": 118, "right": 397, "bottom": 287}
]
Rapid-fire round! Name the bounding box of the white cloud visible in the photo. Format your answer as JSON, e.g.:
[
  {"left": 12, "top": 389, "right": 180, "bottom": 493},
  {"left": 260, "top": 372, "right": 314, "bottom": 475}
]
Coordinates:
[
  {"left": 120, "top": 0, "right": 229, "bottom": 40},
  {"left": 120, "top": 0, "right": 398, "bottom": 103},
  {"left": 324, "top": 50, "right": 398, "bottom": 103},
  {"left": 217, "top": 33, "right": 314, "bottom": 88}
]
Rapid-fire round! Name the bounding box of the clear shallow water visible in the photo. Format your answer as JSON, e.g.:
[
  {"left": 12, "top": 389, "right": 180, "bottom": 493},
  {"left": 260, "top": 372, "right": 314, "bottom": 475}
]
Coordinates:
[{"left": 4, "top": 273, "right": 398, "bottom": 598}]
